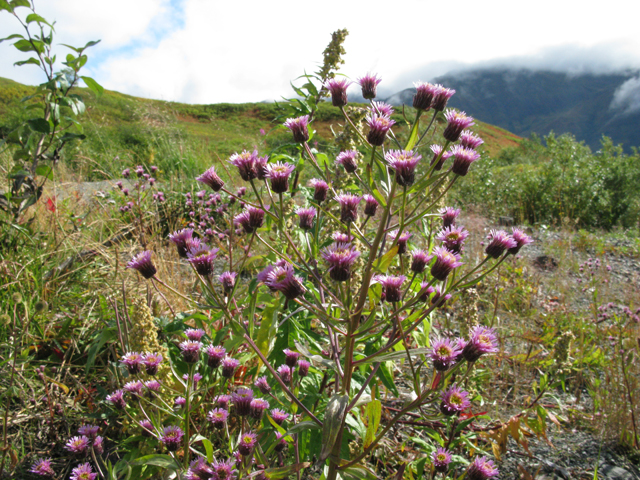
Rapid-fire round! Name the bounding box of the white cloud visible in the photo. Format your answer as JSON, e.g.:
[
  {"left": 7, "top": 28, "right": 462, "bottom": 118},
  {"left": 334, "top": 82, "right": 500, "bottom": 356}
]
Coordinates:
[{"left": 610, "top": 76, "right": 640, "bottom": 115}]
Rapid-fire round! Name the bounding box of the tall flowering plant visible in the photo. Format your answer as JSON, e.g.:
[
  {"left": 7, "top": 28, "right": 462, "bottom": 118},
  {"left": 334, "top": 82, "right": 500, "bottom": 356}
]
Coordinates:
[{"left": 111, "top": 72, "right": 533, "bottom": 479}]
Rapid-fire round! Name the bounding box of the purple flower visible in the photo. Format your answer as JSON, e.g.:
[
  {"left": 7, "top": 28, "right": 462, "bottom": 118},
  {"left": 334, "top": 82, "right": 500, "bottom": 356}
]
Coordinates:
[
  {"left": 440, "top": 384, "right": 471, "bottom": 416},
  {"left": 185, "top": 328, "right": 206, "bottom": 341},
  {"left": 284, "top": 115, "right": 310, "bottom": 143},
  {"left": 187, "top": 245, "right": 219, "bottom": 276},
  {"left": 336, "top": 150, "right": 359, "bottom": 173},
  {"left": 371, "top": 101, "right": 394, "bottom": 117},
  {"left": 215, "top": 394, "right": 231, "bottom": 410},
  {"left": 143, "top": 353, "right": 163, "bottom": 375},
  {"left": 77, "top": 425, "right": 100, "bottom": 439},
  {"left": 366, "top": 113, "right": 395, "bottom": 147},
  {"left": 135, "top": 165, "right": 145, "bottom": 177},
  {"left": 254, "top": 376, "right": 271, "bottom": 394},
  {"left": 263, "top": 262, "right": 306, "bottom": 300},
  {"left": 106, "top": 389, "right": 126, "bottom": 410},
  {"left": 65, "top": 435, "right": 91, "bottom": 455},
  {"left": 161, "top": 425, "right": 184, "bottom": 452},
  {"left": 221, "top": 356, "right": 240, "bottom": 378},
  {"left": 238, "top": 431, "right": 258, "bottom": 456},
  {"left": 450, "top": 144, "right": 481, "bottom": 176},
  {"left": 386, "top": 150, "right": 421, "bottom": 187},
  {"left": 459, "top": 130, "right": 484, "bottom": 150},
  {"left": 123, "top": 380, "right": 145, "bottom": 397},
  {"left": 253, "top": 155, "right": 269, "bottom": 180},
  {"left": 309, "top": 178, "right": 329, "bottom": 203},
  {"left": 363, "top": 194, "right": 379, "bottom": 216},
  {"left": 440, "top": 207, "right": 461, "bottom": 228},
  {"left": 466, "top": 456, "right": 499, "bottom": 480},
  {"left": 332, "top": 232, "right": 353, "bottom": 243},
  {"left": 375, "top": 275, "right": 406, "bottom": 303},
  {"left": 139, "top": 419, "right": 154, "bottom": 437},
  {"left": 145, "top": 379, "right": 162, "bottom": 394},
  {"left": 410, "top": 249, "right": 432, "bottom": 274},
  {"left": 179, "top": 341, "right": 203, "bottom": 364},
  {"left": 205, "top": 345, "right": 226, "bottom": 368},
  {"left": 267, "top": 161, "right": 296, "bottom": 193},
  {"left": 431, "top": 286, "right": 452, "bottom": 308},
  {"left": 321, "top": 242, "right": 361, "bottom": 282},
  {"left": 207, "top": 408, "right": 229, "bottom": 429},
  {"left": 336, "top": 193, "right": 361, "bottom": 224},
  {"left": 234, "top": 206, "right": 265, "bottom": 234},
  {"left": 358, "top": 73, "right": 381, "bottom": 100},
  {"left": 431, "top": 84, "right": 456, "bottom": 111},
  {"left": 412, "top": 82, "right": 437, "bottom": 111},
  {"left": 298, "top": 359, "right": 310, "bottom": 377},
  {"left": 275, "top": 432, "right": 288, "bottom": 452},
  {"left": 436, "top": 225, "right": 469, "bottom": 254},
  {"left": 390, "top": 229, "right": 412, "bottom": 255},
  {"left": 508, "top": 228, "right": 533, "bottom": 255},
  {"left": 211, "top": 459, "right": 236, "bottom": 480},
  {"left": 485, "top": 229, "right": 517, "bottom": 258},
  {"left": 189, "top": 457, "right": 214, "bottom": 480},
  {"left": 430, "top": 144, "right": 453, "bottom": 171},
  {"left": 126, "top": 251, "right": 157, "bottom": 279},
  {"left": 429, "top": 338, "right": 462, "bottom": 371},
  {"left": 169, "top": 229, "right": 197, "bottom": 258},
  {"left": 432, "top": 447, "right": 452, "bottom": 473},
  {"left": 232, "top": 387, "right": 254, "bottom": 416},
  {"left": 219, "top": 271, "right": 237, "bottom": 293},
  {"left": 229, "top": 150, "right": 259, "bottom": 181},
  {"left": 277, "top": 364, "right": 293, "bottom": 383},
  {"left": 325, "top": 77, "right": 351, "bottom": 107},
  {"left": 430, "top": 247, "right": 463, "bottom": 281},
  {"left": 196, "top": 166, "right": 225, "bottom": 191},
  {"left": 92, "top": 436, "right": 104, "bottom": 454},
  {"left": 418, "top": 282, "right": 435, "bottom": 302},
  {"left": 120, "top": 352, "right": 143, "bottom": 375},
  {"left": 174, "top": 396, "right": 187, "bottom": 408},
  {"left": 462, "top": 326, "right": 499, "bottom": 362},
  {"left": 283, "top": 348, "right": 300, "bottom": 367},
  {"left": 70, "top": 463, "right": 97, "bottom": 480},
  {"left": 250, "top": 398, "right": 270, "bottom": 420},
  {"left": 270, "top": 408, "right": 289, "bottom": 425},
  {"left": 122, "top": 168, "right": 130, "bottom": 178},
  {"left": 296, "top": 207, "right": 317, "bottom": 230},
  {"left": 443, "top": 110, "right": 475, "bottom": 143},
  {"left": 30, "top": 458, "right": 55, "bottom": 477}
]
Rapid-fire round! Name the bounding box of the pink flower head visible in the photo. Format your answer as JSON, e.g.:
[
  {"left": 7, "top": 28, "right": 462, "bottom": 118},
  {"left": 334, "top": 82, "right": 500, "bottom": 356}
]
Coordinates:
[
  {"left": 440, "top": 206, "right": 461, "bottom": 228},
  {"left": 126, "top": 251, "right": 156, "bottom": 279},
  {"left": 336, "top": 150, "right": 359, "bottom": 173},
  {"left": 440, "top": 384, "right": 471, "bottom": 416},
  {"left": 275, "top": 432, "right": 288, "bottom": 452},
  {"left": 459, "top": 130, "right": 484, "bottom": 150},
  {"left": 430, "top": 144, "right": 453, "bottom": 171},
  {"left": 106, "top": 389, "right": 126, "bottom": 410},
  {"left": 238, "top": 431, "right": 258, "bottom": 456},
  {"left": 450, "top": 144, "right": 481, "bottom": 176},
  {"left": 30, "top": 458, "right": 55, "bottom": 477},
  {"left": 221, "top": 356, "right": 240, "bottom": 378},
  {"left": 65, "top": 435, "right": 91, "bottom": 455},
  {"left": 267, "top": 161, "right": 296, "bottom": 193},
  {"left": 390, "top": 229, "right": 412, "bottom": 255},
  {"left": 229, "top": 150, "right": 259, "bottom": 181},
  {"left": 363, "top": 194, "right": 379, "bottom": 216},
  {"left": 335, "top": 193, "right": 362, "bottom": 224},
  {"left": 178, "top": 341, "right": 203, "bottom": 364},
  {"left": 270, "top": 408, "right": 289, "bottom": 425},
  {"left": 418, "top": 282, "right": 435, "bottom": 302},
  {"left": 143, "top": 352, "right": 163, "bottom": 375},
  {"left": 215, "top": 394, "right": 231, "bottom": 410},
  {"left": 205, "top": 345, "right": 226, "bottom": 368},
  {"left": 321, "top": 242, "right": 361, "bottom": 282},
  {"left": 196, "top": 166, "right": 225, "bottom": 191},
  {"left": 371, "top": 101, "right": 394, "bottom": 117},
  {"left": 284, "top": 115, "right": 310, "bottom": 143},
  {"left": 485, "top": 229, "right": 517, "bottom": 258},
  {"left": 412, "top": 82, "right": 438, "bottom": 111},
  {"left": 161, "top": 425, "right": 184, "bottom": 452},
  {"left": 431, "top": 286, "right": 452, "bottom": 308},
  {"left": 139, "top": 419, "right": 154, "bottom": 437},
  {"left": 169, "top": 228, "right": 194, "bottom": 258},
  {"left": 462, "top": 325, "right": 499, "bottom": 362},
  {"left": 509, "top": 228, "right": 533, "bottom": 255},
  {"left": 144, "top": 379, "right": 162, "bottom": 393},
  {"left": 324, "top": 77, "right": 351, "bottom": 107},
  {"left": 386, "top": 149, "right": 422, "bottom": 187},
  {"left": 309, "top": 178, "right": 329, "bottom": 203},
  {"left": 358, "top": 73, "right": 381, "bottom": 100},
  {"left": 410, "top": 249, "right": 432, "bottom": 273},
  {"left": 211, "top": 458, "right": 236, "bottom": 480},
  {"left": 123, "top": 380, "right": 144, "bottom": 397},
  {"left": 187, "top": 245, "right": 219, "bottom": 276},
  {"left": 277, "top": 364, "right": 293, "bottom": 383},
  {"left": 254, "top": 376, "right": 271, "bottom": 394},
  {"left": 298, "top": 359, "right": 310, "bottom": 377},
  {"left": 430, "top": 246, "right": 462, "bottom": 281},
  {"left": 375, "top": 275, "right": 406, "bottom": 303},
  {"left": 255, "top": 155, "right": 269, "bottom": 180},
  {"left": 77, "top": 425, "right": 100, "bottom": 439},
  {"left": 189, "top": 457, "right": 214, "bottom": 480},
  {"left": 466, "top": 456, "right": 499, "bottom": 480},
  {"left": 250, "top": 398, "right": 270, "bottom": 420},
  {"left": 436, "top": 225, "right": 469, "bottom": 254},
  {"left": 234, "top": 206, "right": 265, "bottom": 234},
  {"left": 283, "top": 348, "right": 300, "bottom": 367},
  {"left": 332, "top": 232, "right": 353, "bottom": 243},
  {"left": 264, "top": 262, "right": 306, "bottom": 300},
  {"left": 443, "top": 110, "right": 475, "bottom": 143},
  {"left": 207, "top": 408, "right": 229, "bottom": 429},
  {"left": 431, "top": 84, "right": 456, "bottom": 111},
  {"left": 432, "top": 447, "right": 452, "bottom": 473},
  {"left": 219, "top": 271, "right": 237, "bottom": 293},
  {"left": 70, "top": 463, "right": 97, "bottom": 480},
  {"left": 185, "top": 328, "right": 205, "bottom": 341},
  {"left": 232, "top": 387, "right": 254, "bottom": 416},
  {"left": 120, "top": 352, "right": 143, "bottom": 375},
  {"left": 296, "top": 207, "right": 317, "bottom": 230},
  {"left": 429, "top": 337, "right": 462, "bottom": 371},
  {"left": 366, "top": 113, "right": 395, "bottom": 147}
]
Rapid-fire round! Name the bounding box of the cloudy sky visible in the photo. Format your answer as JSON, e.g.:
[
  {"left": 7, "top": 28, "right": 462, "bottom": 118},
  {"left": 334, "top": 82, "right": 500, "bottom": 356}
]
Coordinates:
[{"left": 1, "top": 0, "right": 640, "bottom": 104}]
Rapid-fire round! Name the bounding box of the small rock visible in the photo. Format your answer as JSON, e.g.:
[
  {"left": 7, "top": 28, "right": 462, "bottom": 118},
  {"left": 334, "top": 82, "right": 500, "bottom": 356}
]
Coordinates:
[{"left": 599, "top": 464, "right": 636, "bottom": 480}]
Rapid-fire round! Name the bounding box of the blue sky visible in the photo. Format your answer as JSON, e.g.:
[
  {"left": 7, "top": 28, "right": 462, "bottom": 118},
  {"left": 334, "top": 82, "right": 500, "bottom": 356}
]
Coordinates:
[{"left": 2, "top": 0, "right": 640, "bottom": 104}]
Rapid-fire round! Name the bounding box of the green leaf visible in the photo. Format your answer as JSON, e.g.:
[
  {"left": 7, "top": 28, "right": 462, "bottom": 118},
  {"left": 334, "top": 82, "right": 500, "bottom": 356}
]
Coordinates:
[
  {"left": 319, "top": 393, "right": 349, "bottom": 461},
  {"left": 35, "top": 164, "right": 53, "bottom": 180},
  {"left": 283, "top": 421, "right": 320, "bottom": 436},
  {"left": 372, "top": 245, "right": 397, "bottom": 274},
  {"left": 81, "top": 76, "right": 104, "bottom": 96},
  {"left": 9, "top": 0, "right": 31, "bottom": 8},
  {"left": 377, "top": 361, "right": 399, "bottom": 396},
  {"left": 264, "top": 463, "right": 311, "bottom": 479},
  {"left": 363, "top": 400, "right": 382, "bottom": 448},
  {"left": 13, "top": 38, "right": 38, "bottom": 52},
  {"left": 26, "top": 13, "right": 49, "bottom": 25},
  {"left": 82, "top": 39, "right": 101, "bottom": 49},
  {"left": 129, "top": 454, "right": 179, "bottom": 469},
  {"left": 0, "top": 33, "right": 24, "bottom": 44},
  {"left": 254, "top": 298, "right": 280, "bottom": 360},
  {"left": 84, "top": 327, "right": 116, "bottom": 372},
  {"left": 14, "top": 57, "right": 40, "bottom": 66},
  {"left": 405, "top": 118, "right": 420, "bottom": 151},
  {"left": 201, "top": 438, "right": 213, "bottom": 463},
  {"left": 27, "top": 118, "right": 50, "bottom": 133},
  {"left": 340, "top": 464, "right": 379, "bottom": 480}
]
